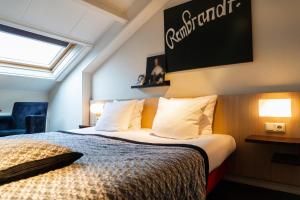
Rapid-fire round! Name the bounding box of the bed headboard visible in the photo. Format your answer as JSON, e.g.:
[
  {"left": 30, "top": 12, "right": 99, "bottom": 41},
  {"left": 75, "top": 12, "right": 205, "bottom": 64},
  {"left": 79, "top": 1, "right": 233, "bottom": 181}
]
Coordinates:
[
  {"left": 89, "top": 97, "right": 228, "bottom": 132},
  {"left": 90, "top": 93, "right": 300, "bottom": 137},
  {"left": 141, "top": 98, "right": 159, "bottom": 128},
  {"left": 140, "top": 93, "right": 300, "bottom": 139}
]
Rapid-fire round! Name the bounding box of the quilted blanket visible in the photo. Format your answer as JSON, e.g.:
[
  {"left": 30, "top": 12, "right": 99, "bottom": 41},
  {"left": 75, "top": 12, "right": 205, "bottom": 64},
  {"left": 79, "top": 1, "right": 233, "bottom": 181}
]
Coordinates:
[{"left": 0, "top": 131, "right": 208, "bottom": 200}]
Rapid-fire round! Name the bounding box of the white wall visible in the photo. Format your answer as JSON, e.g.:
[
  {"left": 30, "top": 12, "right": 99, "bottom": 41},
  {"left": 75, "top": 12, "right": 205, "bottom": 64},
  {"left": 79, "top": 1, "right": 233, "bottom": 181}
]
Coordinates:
[
  {"left": 48, "top": 66, "right": 84, "bottom": 131},
  {"left": 47, "top": 23, "right": 122, "bottom": 131},
  {"left": 0, "top": 89, "right": 48, "bottom": 114},
  {"left": 92, "top": 0, "right": 300, "bottom": 100},
  {"left": 0, "top": 89, "right": 48, "bottom": 128},
  {"left": 47, "top": 24, "right": 124, "bottom": 131}
]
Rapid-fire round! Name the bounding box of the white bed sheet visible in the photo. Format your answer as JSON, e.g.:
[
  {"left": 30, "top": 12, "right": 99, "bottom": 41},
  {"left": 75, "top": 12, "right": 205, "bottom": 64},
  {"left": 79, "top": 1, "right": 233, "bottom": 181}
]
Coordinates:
[{"left": 68, "top": 127, "right": 236, "bottom": 173}]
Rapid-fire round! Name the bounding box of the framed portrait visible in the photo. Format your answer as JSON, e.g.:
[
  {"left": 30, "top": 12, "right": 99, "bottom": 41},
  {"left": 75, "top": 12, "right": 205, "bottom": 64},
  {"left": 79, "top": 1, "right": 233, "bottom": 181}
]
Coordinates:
[
  {"left": 135, "top": 74, "right": 146, "bottom": 86},
  {"left": 145, "top": 54, "right": 166, "bottom": 85}
]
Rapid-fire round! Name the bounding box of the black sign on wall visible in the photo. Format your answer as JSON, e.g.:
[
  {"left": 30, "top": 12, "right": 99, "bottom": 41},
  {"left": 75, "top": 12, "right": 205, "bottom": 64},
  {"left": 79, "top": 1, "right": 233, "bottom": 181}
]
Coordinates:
[{"left": 164, "top": 0, "right": 253, "bottom": 72}]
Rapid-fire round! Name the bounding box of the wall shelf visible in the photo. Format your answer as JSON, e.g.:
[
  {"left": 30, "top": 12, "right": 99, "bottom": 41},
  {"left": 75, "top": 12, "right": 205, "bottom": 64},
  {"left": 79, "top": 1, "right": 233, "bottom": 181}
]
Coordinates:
[
  {"left": 245, "top": 135, "right": 300, "bottom": 145},
  {"left": 131, "top": 80, "right": 170, "bottom": 89}
]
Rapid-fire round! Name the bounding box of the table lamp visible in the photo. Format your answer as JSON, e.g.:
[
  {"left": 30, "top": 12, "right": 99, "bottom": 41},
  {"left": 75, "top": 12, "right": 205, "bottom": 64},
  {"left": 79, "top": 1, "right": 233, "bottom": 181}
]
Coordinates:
[{"left": 90, "top": 103, "right": 104, "bottom": 120}]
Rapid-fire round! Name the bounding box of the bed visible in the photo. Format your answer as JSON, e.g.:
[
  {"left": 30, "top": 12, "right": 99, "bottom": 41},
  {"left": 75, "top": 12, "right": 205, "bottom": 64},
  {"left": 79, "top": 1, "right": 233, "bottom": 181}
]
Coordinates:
[
  {"left": 72, "top": 128, "right": 236, "bottom": 194},
  {"left": 0, "top": 97, "right": 236, "bottom": 199},
  {"left": 0, "top": 128, "right": 235, "bottom": 199},
  {"left": 71, "top": 128, "right": 236, "bottom": 174}
]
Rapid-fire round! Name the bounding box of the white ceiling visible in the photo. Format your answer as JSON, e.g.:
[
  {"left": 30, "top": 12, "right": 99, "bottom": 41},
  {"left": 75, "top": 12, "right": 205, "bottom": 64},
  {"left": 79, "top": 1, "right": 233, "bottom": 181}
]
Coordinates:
[
  {"left": 93, "top": 0, "right": 135, "bottom": 13},
  {"left": 0, "top": 0, "right": 135, "bottom": 44}
]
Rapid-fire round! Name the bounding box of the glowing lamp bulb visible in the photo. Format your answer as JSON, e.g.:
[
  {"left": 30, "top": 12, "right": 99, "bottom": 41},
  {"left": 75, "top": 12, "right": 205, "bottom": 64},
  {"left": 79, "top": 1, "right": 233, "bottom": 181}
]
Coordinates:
[
  {"left": 90, "top": 103, "right": 104, "bottom": 119},
  {"left": 259, "top": 99, "right": 291, "bottom": 117}
]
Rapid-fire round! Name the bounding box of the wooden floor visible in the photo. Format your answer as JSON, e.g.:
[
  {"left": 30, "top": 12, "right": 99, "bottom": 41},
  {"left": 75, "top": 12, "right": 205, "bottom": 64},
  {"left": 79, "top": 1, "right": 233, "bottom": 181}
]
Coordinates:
[{"left": 207, "top": 181, "right": 300, "bottom": 200}]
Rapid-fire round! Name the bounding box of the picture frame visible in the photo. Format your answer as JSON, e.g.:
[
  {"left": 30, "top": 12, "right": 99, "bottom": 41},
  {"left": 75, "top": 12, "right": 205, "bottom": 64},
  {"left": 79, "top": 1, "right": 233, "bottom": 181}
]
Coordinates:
[
  {"left": 164, "top": 0, "right": 253, "bottom": 72},
  {"left": 145, "top": 54, "right": 166, "bottom": 85},
  {"left": 135, "top": 74, "right": 146, "bottom": 86}
]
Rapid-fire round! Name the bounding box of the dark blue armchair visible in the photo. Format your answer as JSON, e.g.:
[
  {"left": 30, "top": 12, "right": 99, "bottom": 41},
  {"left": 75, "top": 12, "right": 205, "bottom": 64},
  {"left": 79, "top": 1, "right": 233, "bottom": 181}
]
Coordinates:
[{"left": 0, "top": 102, "right": 48, "bottom": 137}]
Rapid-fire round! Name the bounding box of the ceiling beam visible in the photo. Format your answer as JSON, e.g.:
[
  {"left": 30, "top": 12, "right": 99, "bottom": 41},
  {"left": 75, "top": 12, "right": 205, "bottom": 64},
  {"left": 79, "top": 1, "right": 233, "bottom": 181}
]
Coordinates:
[
  {"left": 83, "top": 0, "right": 171, "bottom": 73},
  {"left": 78, "top": 0, "right": 128, "bottom": 24}
]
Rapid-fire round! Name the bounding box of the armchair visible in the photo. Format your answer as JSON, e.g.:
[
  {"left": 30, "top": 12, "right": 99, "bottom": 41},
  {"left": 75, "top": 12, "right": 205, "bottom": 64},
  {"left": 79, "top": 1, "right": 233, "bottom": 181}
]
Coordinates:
[{"left": 0, "top": 102, "right": 48, "bottom": 137}]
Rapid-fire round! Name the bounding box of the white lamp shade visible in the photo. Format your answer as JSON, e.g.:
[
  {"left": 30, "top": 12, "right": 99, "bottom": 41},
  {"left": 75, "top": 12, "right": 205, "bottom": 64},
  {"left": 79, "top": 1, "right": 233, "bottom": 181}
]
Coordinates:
[
  {"left": 90, "top": 103, "right": 104, "bottom": 115},
  {"left": 259, "top": 99, "right": 291, "bottom": 117}
]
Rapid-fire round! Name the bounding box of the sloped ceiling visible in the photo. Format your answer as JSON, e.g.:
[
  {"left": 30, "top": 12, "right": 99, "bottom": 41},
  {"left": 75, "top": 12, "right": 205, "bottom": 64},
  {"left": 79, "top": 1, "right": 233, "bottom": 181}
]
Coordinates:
[
  {"left": 0, "top": 0, "right": 143, "bottom": 91},
  {"left": 95, "top": 0, "right": 136, "bottom": 13},
  {"left": 0, "top": 0, "right": 135, "bottom": 44}
]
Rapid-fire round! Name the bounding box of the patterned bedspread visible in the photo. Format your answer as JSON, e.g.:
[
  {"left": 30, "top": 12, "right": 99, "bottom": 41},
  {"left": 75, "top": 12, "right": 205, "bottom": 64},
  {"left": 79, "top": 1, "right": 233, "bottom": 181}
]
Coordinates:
[{"left": 0, "top": 131, "right": 208, "bottom": 200}]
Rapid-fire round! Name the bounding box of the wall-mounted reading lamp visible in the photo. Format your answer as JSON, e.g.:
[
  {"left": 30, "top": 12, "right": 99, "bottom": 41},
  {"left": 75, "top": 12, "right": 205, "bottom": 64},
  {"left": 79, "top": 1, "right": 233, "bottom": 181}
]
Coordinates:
[
  {"left": 258, "top": 99, "right": 291, "bottom": 133},
  {"left": 90, "top": 103, "right": 104, "bottom": 120}
]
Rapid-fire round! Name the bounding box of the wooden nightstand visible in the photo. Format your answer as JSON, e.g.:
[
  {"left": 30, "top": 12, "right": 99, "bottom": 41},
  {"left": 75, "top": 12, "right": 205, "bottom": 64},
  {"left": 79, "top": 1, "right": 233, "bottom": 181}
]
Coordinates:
[
  {"left": 79, "top": 125, "right": 91, "bottom": 129},
  {"left": 245, "top": 135, "right": 300, "bottom": 165}
]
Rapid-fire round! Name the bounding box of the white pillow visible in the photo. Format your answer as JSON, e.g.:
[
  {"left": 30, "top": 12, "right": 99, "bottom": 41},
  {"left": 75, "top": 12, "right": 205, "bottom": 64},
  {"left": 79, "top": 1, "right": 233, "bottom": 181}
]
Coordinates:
[
  {"left": 114, "top": 99, "right": 145, "bottom": 130},
  {"left": 95, "top": 100, "right": 136, "bottom": 131},
  {"left": 198, "top": 95, "right": 217, "bottom": 134},
  {"left": 129, "top": 99, "right": 145, "bottom": 130},
  {"left": 171, "top": 95, "right": 218, "bottom": 134},
  {"left": 152, "top": 97, "right": 210, "bottom": 139}
]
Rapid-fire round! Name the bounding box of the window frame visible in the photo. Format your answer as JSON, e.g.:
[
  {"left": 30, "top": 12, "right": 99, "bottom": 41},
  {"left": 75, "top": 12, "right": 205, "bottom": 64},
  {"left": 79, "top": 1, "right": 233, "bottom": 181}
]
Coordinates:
[{"left": 0, "top": 24, "right": 74, "bottom": 71}]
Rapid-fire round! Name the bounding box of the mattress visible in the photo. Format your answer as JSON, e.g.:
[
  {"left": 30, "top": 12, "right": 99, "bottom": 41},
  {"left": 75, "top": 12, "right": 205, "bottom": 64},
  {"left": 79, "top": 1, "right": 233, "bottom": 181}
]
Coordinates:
[{"left": 70, "top": 127, "right": 236, "bottom": 173}]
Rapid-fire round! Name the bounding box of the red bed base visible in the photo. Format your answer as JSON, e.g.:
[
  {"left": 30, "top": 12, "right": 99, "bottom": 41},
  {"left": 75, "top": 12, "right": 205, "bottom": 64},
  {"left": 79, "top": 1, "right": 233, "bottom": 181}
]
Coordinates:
[{"left": 206, "top": 159, "right": 229, "bottom": 194}]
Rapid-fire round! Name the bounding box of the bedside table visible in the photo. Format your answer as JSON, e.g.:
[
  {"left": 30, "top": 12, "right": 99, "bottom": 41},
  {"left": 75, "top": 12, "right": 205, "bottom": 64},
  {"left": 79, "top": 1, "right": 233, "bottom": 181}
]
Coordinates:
[
  {"left": 245, "top": 135, "right": 300, "bottom": 165},
  {"left": 79, "top": 125, "right": 91, "bottom": 129}
]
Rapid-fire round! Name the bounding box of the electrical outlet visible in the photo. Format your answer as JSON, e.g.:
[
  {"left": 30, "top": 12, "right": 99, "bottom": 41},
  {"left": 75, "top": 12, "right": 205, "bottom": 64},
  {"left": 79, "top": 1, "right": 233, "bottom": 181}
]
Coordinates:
[{"left": 264, "top": 123, "right": 286, "bottom": 133}]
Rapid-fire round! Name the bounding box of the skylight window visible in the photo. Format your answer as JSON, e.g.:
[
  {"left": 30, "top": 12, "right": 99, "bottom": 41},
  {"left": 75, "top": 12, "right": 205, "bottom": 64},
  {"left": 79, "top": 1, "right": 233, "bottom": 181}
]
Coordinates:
[{"left": 0, "top": 24, "right": 72, "bottom": 70}]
